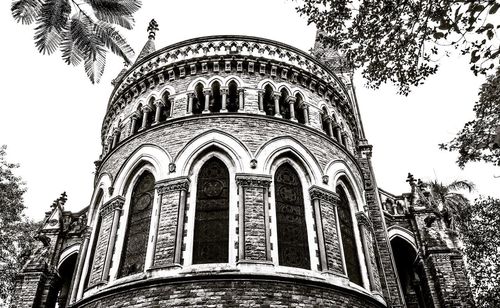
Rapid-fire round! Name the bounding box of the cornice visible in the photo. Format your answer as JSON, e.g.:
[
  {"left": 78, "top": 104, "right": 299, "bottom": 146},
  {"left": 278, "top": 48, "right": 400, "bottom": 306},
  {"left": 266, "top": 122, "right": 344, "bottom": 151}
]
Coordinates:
[
  {"left": 155, "top": 177, "right": 190, "bottom": 193},
  {"left": 99, "top": 196, "right": 125, "bottom": 217},
  {"left": 309, "top": 185, "right": 339, "bottom": 203},
  {"left": 235, "top": 173, "right": 272, "bottom": 188}
]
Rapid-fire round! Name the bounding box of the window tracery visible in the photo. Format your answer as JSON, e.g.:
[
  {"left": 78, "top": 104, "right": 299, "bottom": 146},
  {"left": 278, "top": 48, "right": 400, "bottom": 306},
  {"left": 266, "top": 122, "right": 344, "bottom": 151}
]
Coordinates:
[{"left": 275, "top": 163, "right": 310, "bottom": 269}]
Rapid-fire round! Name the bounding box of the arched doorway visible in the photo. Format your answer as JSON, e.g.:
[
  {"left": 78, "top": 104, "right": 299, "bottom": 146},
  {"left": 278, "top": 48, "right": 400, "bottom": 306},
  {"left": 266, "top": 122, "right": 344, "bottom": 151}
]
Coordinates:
[{"left": 55, "top": 252, "right": 78, "bottom": 307}]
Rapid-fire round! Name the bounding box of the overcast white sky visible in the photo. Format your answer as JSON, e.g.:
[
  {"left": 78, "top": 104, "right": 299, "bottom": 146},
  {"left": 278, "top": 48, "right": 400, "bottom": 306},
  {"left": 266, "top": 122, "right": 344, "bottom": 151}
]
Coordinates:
[{"left": 1, "top": 1, "right": 498, "bottom": 221}]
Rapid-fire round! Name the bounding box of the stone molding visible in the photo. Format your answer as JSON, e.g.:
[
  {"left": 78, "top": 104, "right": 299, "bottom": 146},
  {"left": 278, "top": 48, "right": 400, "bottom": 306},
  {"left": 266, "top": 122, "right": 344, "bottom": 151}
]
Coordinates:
[
  {"left": 309, "top": 185, "right": 339, "bottom": 203},
  {"left": 355, "top": 211, "right": 374, "bottom": 231},
  {"left": 235, "top": 173, "right": 272, "bottom": 188},
  {"left": 99, "top": 196, "right": 125, "bottom": 217},
  {"left": 156, "top": 177, "right": 191, "bottom": 194}
]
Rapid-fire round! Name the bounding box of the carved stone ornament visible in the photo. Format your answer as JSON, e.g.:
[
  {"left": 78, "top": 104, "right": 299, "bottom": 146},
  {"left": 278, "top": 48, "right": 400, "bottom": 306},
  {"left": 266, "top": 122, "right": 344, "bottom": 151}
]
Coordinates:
[
  {"left": 169, "top": 163, "right": 176, "bottom": 173},
  {"left": 355, "top": 211, "right": 374, "bottom": 231},
  {"left": 156, "top": 177, "right": 190, "bottom": 194},
  {"left": 250, "top": 159, "right": 257, "bottom": 169},
  {"left": 322, "top": 175, "right": 329, "bottom": 184},
  {"left": 309, "top": 185, "right": 339, "bottom": 203},
  {"left": 99, "top": 196, "right": 125, "bottom": 217},
  {"left": 235, "top": 173, "right": 272, "bottom": 188}
]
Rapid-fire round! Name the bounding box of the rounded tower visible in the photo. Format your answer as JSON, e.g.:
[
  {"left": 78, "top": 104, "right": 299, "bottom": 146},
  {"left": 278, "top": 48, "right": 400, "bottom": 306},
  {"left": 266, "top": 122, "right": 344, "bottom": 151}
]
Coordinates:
[{"left": 70, "top": 28, "right": 386, "bottom": 307}]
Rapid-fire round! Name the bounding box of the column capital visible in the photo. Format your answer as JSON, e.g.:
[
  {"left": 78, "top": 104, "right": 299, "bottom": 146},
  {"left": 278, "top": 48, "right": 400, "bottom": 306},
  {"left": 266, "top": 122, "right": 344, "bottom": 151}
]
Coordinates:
[
  {"left": 156, "top": 177, "right": 190, "bottom": 194},
  {"left": 131, "top": 112, "right": 140, "bottom": 120},
  {"left": 203, "top": 89, "right": 212, "bottom": 96},
  {"left": 99, "top": 196, "right": 125, "bottom": 217},
  {"left": 220, "top": 87, "right": 228, "bottom": 94},
  {"left": 83, "top": 227, "right": 93, "bottom": 239},
  {"left": 154, "top": 99, "right": 165, "bottom": 107},
  {"left": 141, "top": 105, "right": 152, "bottom": 113},
  {"left": 235, "top": 173, "right": 272, "bottom": 188},
  {"left": 238, "top": 88, "right": 245, "bottom": 93},
  {"left": 356, "top": 211, "right": 374, "bottom": 231},
  {"left": 309, "top": 185, "right": 339, "bottom": 203},
  {"left": 273, "top": 91, "right": 282, "bottom": 97},
  {"left": 286, "top": 96, "right": 296, "bottom": 103},
  {"left": 186, "top": 92, "right": 195, "bottom": 98}
]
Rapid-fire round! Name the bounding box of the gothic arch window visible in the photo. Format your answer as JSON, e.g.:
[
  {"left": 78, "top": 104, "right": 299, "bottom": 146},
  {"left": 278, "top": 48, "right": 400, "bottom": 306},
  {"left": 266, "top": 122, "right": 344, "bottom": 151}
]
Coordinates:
[
  {"left": 263, "top": 84, "right": 275, "bottom": 116},
  {"left": 227, "top": 80, "right": 239, "bottom": 112},
  {"left": 210, "top": 81, "right": 222, "bottom": 113},
  {"left": 146, "top": 98, "right": 155, "bottom": 127},
  {"left": 295, "top": 93, "right": 306, "bottom": 124},
  {"left": 279, "top": 88, "right": 290, "bottom": 119},
  {"left": 275, "top": 163, "right": 310, "bottom": 269},
  {"left": 162, "top": 91, "right": 171, "bottom": 121},
  {"left": 192, "top": 157, "right": 230, "bottom": 264},
  {"left": 336, "top": 183, "right": 363, "bottom": 285},
  {"left": 55, "top": 252, "right": 78, "bottom": 307},
  {"left": 84, "top": 189, "right": 103, "bottom": 288},
  {"left": 192, "top": 83, "right": 204, "bottom": 114},
  {"left": 132, "top": 104, "right": 143, "bottom": 134},
  {"left": 118, "top": 171, "right": 155, "bottom": 277}
]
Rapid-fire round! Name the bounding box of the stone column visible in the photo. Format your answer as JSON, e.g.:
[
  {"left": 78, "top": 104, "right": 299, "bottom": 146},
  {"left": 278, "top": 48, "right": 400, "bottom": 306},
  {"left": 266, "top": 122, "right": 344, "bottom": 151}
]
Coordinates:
[
  {"left": 153, "top": 100, "right": 164, "bottom": 125},
  {"left": 203, "top": 90, "right": 211, "bottom": 113},
  {"left": 341, "top": 132, "right": 348, "bottom": 147},
  {"left": 221, "top": 88, "right": 228, "bottom": 112},
  {"left": 235, "top": 174, "right": 272, "bottom": 264},
  {"left": 327, "top": 118, "right": 334, "bottom": 138},
  {"left": 69, "top": 228, "right": 92, "bottom": 303},
  {"left": 287, "top": 97, "right": 297, "bottom": 121},
  {"left": 334, "top": 125, "right": 342, "bottom": 143},
  {"left": 309, "top": 185, "right": 344, "bottom": 274},
  {"left": 238, "top": 89, "right": 245, "bottom": 111},
  {"left": 152, "top": 177, "right": 190, "bottom": 268},
  {"left": 111, "top": 129, "right": 120, "bottom": 149},
  {"left": 140, "top": 105, "right": 152, "bottom": 131},
  {"left": 101, "top": 196, "right": 125, "bottom": 282},
  {"left": 186, "top": 92, "right": 194, "bottom": 115},
  {"left": 257, "top": 90, "right": 265, "bottom": 114},
  {"left": 356, "top": 211, "right": 383, "bottom": 294},
  {"left": 130, "top": 114, "right": 139, "bottom": 134},
  {"left": 303, "top": 105, "right": 310, "bottom": 125},
  {"left": 273, "top": 92, "right": 282, "bottom": 118}
]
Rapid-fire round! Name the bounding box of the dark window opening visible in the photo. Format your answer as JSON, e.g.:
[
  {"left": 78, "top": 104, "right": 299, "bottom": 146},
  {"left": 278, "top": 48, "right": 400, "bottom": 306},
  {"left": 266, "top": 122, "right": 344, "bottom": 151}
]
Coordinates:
[
  {"left": 162, "top": 92, "right": 171, "bottom": 121},
  {"left": 263, "top": 85, "right": 275, "bottom": 116},
  {"left": 279, "top": 89, "right": 290, "bottom": 119},
  {"left": 193, "top": 83, "right": 204, "bottom": 114},
  {"left": 227, "top": 81, "right": 239, "bottom": 112},
  {"left": 295, "top": 94, "right": 305, "bottom": 124},
  {"left": 118, "top": 171, "right": 155, "bottom": 277},
  {"left": 210, "top": 82, "right": 222, "bottom": 113},
  {"left": 192, "top": 157, "right": 230, "bottom": 264},
  {"left": 275, "top": 163, "right": 310, "bottom": 269}
]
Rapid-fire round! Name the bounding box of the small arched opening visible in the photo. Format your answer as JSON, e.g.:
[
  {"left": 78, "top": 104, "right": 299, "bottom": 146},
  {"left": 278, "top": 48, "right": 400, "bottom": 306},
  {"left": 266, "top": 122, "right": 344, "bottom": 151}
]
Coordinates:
[
  {"left": 263, "top": 84, "right": 275, "bottom": 116},
  {"left": 54, "top": 252, "right": 78, "bottom": 308},
  {"left": 295, "top": 94, "right": 305, "bottom": 124},
  {"left": 279, "top": 88, "right": 290, "bottom": 119},
  {"left": 210, "top": 81, "right": 222, "bottom": 113},
  {"left": 227, "top": 80, "right": 239, "bottom": 112},
  {"left": 192, "top": 83, "right": 205, "bottom": 114},
  {"left": 162, "top": 91, "right": 172, "bottom": 121}
]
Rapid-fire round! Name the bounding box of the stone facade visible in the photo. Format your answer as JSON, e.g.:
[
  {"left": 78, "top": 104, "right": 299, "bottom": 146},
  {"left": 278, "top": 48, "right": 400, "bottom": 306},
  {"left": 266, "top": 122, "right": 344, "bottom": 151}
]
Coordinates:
[{"left": 12, "top": 29, "right": 474, "bottom": 307}]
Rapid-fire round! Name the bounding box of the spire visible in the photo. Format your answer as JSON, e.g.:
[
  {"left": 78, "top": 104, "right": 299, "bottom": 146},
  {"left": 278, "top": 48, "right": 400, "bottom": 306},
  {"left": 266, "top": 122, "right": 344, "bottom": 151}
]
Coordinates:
[
  {"left": 135, "top": 19, "right": 159, "bottom": 63},
  {"left": 311, "top": 29, "right": 351, "bottom": 74}
]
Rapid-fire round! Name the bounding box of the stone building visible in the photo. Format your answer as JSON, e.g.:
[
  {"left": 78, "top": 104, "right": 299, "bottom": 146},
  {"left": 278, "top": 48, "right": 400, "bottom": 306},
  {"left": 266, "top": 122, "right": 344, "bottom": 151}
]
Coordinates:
[{"left": 13, "top": 22, "right": 474, "bottom": 307}]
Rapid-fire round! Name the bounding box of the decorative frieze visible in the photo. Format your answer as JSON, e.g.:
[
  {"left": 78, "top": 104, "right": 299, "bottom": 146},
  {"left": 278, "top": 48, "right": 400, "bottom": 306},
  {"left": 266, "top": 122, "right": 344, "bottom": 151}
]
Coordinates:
[
  {"left": 99, "top": 196, "right": 125, "bottom": 217},
  {"left": 156, "top": 177, "right": 190, "bottom": 194},
  {"left": 235, "top": 174, "right": 272, "bottom": 188},
  {"left": 309, "top": 185, "right": 339, "bottom": 204}
]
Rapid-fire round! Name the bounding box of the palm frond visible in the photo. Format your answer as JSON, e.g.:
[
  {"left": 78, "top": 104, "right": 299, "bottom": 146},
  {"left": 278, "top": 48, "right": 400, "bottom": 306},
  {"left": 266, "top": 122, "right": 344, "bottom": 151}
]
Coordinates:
[
  {"left": 33, "top": 0, "right": 71, "bottom": 54},
  {"left": 93, "top": 21, "right": 134, "bottom": 63},
  {"left": 82, "top": 0, "right": 141, "bottom": 29},
  {"left": 11, "top": 0, "right": 42, "bottom": 25},
  {"left": 61, "top": 17, "right": 86, "bottom": 66},
  {"left": 447, "top": 180, "right": 476, "bottom": 193},
  {"left": 84, "top": 46, "right": 106, "bottom": 83}
]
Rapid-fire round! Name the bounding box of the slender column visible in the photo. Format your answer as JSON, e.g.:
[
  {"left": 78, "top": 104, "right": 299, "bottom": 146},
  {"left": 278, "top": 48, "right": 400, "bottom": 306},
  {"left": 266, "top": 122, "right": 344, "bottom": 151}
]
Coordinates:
[
  {"left": 327, "top": 118, "right": 334, "bottom": 138},
  {"left": 334, "top": 125, "right": 342, "bottom": 143},
  {"left": 153, "top": 100, "right": 163, "bottom": 125},
  {"left": 69, "top": 228, "right": 92, "bottom": 303},
  {"left": 203, "top": 90, "right": 211, "bottom": 113},
  {"left": 309, "top": 186, "right": 343, "bottom": 274},
  {"left": 140, "top": 105, "right": 152, "bottom": 130},
  {"left": 238, "top": 89, "right": 245, "bottom": 111},
  {"left": 101, "top": 196, "right": 125, "bottom": 282},
  {"left": 130, "top": 114, "right": 139, "bottom": 134},
  {"left": 356, "top": 211, "right": 381, "bottom": 293},
  {"left": 303, "top": 105, "right": 310, "bottom": 125},
  {"left": 186, "top": 92, "right": 194, "bottom": 115},
  {"left": 152, "top": 177, "right": 190, "bottom": 268},
  {"left": 341, "top": 132, "right": 348, "bottom": 148},
  {"left": 257, "top": 90, "right": 265, "bottom": 114},
  {"left": 221, "top": 88, "right": 228, "bottom": 112},
  {"left": 287, "top": 97, "right": 297, "bottom": 121},
  {"left": 235, "top": 174, "right": 273, "bottom": 264},
  {"left": 111, "top": 130, "right": 120, "bottom": 148},
  {"left": 273, "top": 92, "right": 282, "bottom": 118}
]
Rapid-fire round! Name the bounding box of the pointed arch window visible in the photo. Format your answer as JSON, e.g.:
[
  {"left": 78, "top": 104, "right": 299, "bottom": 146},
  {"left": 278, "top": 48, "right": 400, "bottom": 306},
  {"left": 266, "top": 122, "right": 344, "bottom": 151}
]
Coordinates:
[
  {"left": 161, "top": 91, "right": 172, "bottom": 121},
  {"left": 192, "top": 157, "right": 230, "bottom": 264},
  {"left": 118, "top": 171, "right": 155, "bottom": 277},
  {"left": 263, "top": 85, "right": 275, "bottom": 116},
  {"left": 192, "top": 83, "right": 204, "bottom": 114},
  {"left": 279, "top": 88, "right": 290, "bottom": 119},
  {"left": 321, "top": 107, "right": 330, "bottom": 136},
  {"left": 337, "top": 184, "right": 363, "bottom": 285},
  {"left": 295, "top": 94, "right": 306, "bottom": 124},
  {"left": 227, "top": 81, "right": 239, "bottom": 112},
  {"left": 275, "top": 163, "right": 310, "bottom": 269},
  {"left": 209, "top": 82, "right": 222, "bottom": 113}
]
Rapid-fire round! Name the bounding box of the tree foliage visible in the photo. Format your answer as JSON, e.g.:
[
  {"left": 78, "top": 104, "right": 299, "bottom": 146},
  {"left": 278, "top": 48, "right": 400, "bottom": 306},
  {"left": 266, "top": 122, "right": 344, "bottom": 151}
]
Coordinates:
[
  {"left": 294, "top": 0, "right": 500, "bottom": 95},
  {"left": 11, "top": 0, "right": 141, "bottom": 83},
  {"left": 459, "top": 197, "right": 500, "bottom": 307},
  {"left": 440, "top": 66, "right": 500, "bottom": 167},
  {"left": 0, "top": 145, "right": 38, "bottom": 306}
]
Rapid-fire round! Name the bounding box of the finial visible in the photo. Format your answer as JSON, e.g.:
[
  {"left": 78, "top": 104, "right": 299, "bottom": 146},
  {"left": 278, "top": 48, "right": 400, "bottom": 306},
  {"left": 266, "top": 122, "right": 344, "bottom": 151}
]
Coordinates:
[{"left": 147, "top": 19, "right": 159, "bottom": 40}]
